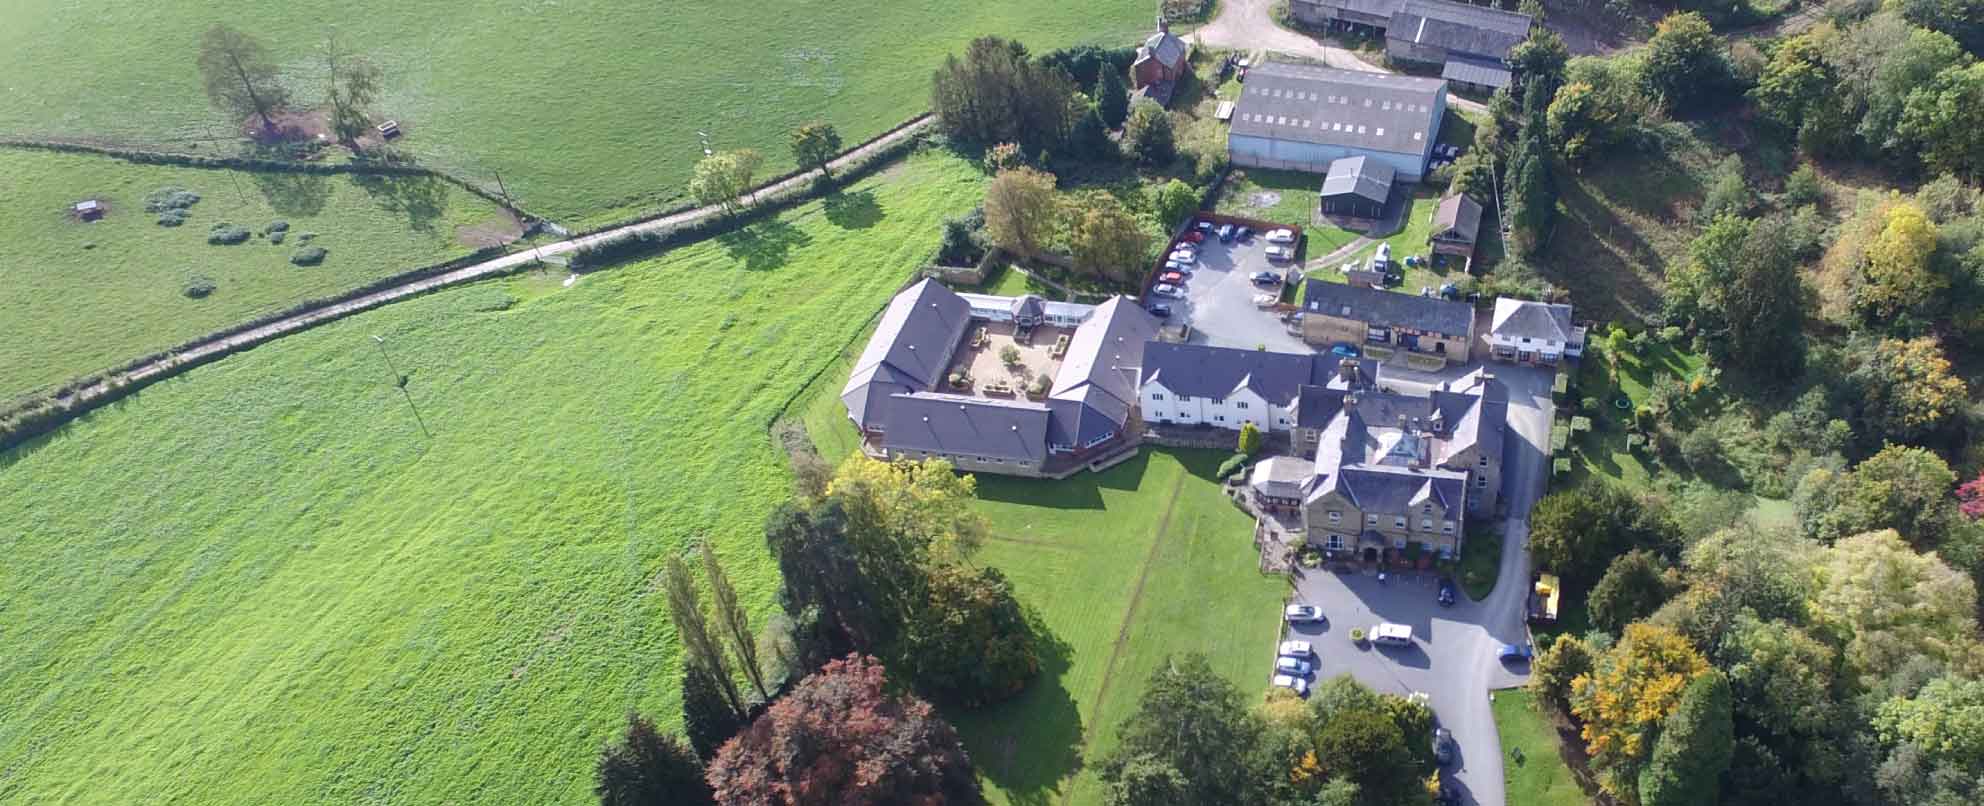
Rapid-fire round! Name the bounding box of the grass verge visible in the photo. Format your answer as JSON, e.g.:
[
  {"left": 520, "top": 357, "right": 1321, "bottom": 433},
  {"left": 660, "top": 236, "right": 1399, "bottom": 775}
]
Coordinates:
[{"left": 1492, "top": 689, "right": 1594, "bottom": 806}]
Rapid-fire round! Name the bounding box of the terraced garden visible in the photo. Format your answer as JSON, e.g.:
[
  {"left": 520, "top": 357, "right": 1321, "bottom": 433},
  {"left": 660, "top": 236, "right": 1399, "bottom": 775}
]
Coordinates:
[
  {"left": 0, "top": 150, "right": 983, "bottom": 805},
  {"left": 0, "top": 0, "right": 1150, "bottom": 226},
  {"left": 0, "top": 148, "right": 510, "bottom": 401}
]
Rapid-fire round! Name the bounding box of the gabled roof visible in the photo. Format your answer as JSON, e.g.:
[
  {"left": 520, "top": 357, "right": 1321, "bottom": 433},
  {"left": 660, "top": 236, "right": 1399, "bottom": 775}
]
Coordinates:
[
  {"left": 1251, "top": 456, "right": 1317, "bottom": 500},
  {"left": 1140, "top": 342, "right": 1331, "bottom": 406},
  {"left": 1303, "top": 281, "right": 1475, "bottom": 337},
  {"left": 1431, "top": 194, "right": 1483, "bottom": 243},
  {"left": 1229, "top": 61, "right": 1445, "bottom": 156},
  {"left": 1322, "top": 156, "right": 1397, "bottom": 204},
  {"left": 842, "top": 279, "right": 972, "bottom": 428},
  {"left": 1050, "top": 297, "right": 1160, "bottom": 447},
  {"left": 1490, "top": 298, "right": 1575, "bottom": 343},
  {"left": 1140, "top": 29, "right": 1188, "bottom": 68},
  {"left": 1297, "top": 385, "right": 1349, "bottom": 429},
  {"left": 879, "top": 394, "right": 1051, "bottom": 464},
  {"left": 1392, "top": 0, "right": 1533, "bottom": 61}
]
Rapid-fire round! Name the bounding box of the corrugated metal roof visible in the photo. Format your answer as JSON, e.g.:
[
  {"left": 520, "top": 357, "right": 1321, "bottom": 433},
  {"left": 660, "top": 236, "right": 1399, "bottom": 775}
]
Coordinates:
[
  {"left": 1321, "top": 156, "right": 1397, "bottom": 204},
  {"left": 1228, "top": 61, "right": 1445, "bottom": 156},
  {"left": 1397, "top": 0, "right": 1532, "bottom": 60},
  {"left": 1439, "top": 56, "right": 1514, "bottom": 89}
]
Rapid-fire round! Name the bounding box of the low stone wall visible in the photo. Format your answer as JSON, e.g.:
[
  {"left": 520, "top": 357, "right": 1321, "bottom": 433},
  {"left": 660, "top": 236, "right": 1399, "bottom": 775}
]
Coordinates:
[{"left": 920, "top": 264, "right": 986, "bottom": 285}]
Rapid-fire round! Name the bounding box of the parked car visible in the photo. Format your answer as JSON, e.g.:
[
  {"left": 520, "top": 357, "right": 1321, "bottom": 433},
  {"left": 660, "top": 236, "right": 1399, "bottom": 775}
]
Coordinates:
[
  {"left": 1146, "top": 303, "right": 1173, "bottom": 318},
  {"left": 1249, "top": 270, "right": 1282, "bottom": 285},
  {"left": 1278, "top": 639, "right": 1314, "bottom": 658},
  {"left": 1284, "top": 604, "right": 1324, "bottom": 624},
  {"left": 1498, "top": 642, "right": 1534, "bottom": 662},
  {"left": 1237, "top": 226, "right": 1254, "bottom": 241},
  {"left": 1218, "top": 223, "right": 1236, "bottom": 242},
  {"left": 1265, "top": 244, "right": 1295, "bottom": 262},
  {"left": 1184, "top": 230, "right": 1206, "bottom": 243},
  {"left": 1265, "top": 228, "right": 1297, "bottom": 244},
  {"left": 1329, "top": 343, "right": 1359, "bottom": 359},
  {"left": 1434, "top": 728, "right": 1455, "bottom": 766},
  {"left": 1152, "top": 283, "right": 1184, "bottom": 298},
  {"left": 1168, "top": 249, "right": 1197, "bottom": 264},
  {"left": 1159, "top": 271, "right": 1186, "bottom": 284},
  {"left": 1275, "top": 656, "right": 1314, "bottom": 677},
  {"left": 1164, "top": 260, "right": 1193, "bottom": 273},
  {"left": 1437, "top": 578, "right": 1457, "bottom": 607},
  {"left": 1370, "top": 622, "right": 1413, "bottom": 646},
  {"left": 1272, "top": 673, "right": 1310, "bottom": 697},
  {"left": 1252, "top": 293, "right": 1278, "bottom": 308},
  {"left": 1196, "top": 220, "right": 1215, "bottom": 232}
]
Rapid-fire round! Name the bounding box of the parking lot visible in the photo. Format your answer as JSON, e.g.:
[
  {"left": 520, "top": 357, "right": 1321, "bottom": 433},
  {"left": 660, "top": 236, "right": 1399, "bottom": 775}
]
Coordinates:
[{"left": 1157, "top": 226, "right": 1310, "bottom": 353}]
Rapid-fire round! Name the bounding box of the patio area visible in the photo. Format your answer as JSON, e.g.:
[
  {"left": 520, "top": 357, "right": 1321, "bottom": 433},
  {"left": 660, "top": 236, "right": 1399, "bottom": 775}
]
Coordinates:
[{"left": 943, "top": 320, "right": 1075, "bottom": 399}]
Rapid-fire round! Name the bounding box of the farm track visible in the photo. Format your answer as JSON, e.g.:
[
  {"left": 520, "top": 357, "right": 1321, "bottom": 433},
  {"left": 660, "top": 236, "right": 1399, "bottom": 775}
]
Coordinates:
[{"left": 10, "top": 115, "right": 933, "bottom": 444}]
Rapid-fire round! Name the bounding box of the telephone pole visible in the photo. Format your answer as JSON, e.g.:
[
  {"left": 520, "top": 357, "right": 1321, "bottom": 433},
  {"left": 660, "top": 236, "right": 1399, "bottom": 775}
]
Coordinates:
[{"left": 372, "top": 335, "right": 432, "bottom": 441}]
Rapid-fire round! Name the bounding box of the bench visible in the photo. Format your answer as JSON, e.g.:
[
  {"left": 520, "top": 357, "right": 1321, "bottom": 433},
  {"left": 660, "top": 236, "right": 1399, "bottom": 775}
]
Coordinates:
[{"left": 1051, "top": 334, "right": 1070, "bottom": 358}]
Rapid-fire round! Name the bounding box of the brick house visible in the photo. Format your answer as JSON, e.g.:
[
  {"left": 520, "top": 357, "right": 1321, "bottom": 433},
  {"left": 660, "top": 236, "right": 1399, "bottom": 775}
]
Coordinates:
[{"left": 1300, "top": 280, "right": 1475, "bottom": 364}]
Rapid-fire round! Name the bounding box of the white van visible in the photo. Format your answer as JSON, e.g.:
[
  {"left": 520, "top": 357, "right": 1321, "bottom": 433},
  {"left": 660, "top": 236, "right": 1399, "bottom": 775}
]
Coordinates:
[{"left": 1370, "top": 622, "right": 1413, "bottom": 646}]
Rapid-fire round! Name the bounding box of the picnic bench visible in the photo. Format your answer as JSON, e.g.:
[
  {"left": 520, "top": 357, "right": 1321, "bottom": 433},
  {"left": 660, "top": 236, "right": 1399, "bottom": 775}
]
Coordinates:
[{"left": 1051, "top": 334, "right": 1070, "bottom": 358}]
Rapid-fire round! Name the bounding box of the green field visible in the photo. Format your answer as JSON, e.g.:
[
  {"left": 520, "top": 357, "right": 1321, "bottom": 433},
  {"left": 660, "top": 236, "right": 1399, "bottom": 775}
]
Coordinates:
[
  {"left": 0, "top": 0, "right": 1149, "bottom": 226},
  {"left": 1491, "top": 690, "right": 1593, "bottom": 806},
  {"left": 0, "top": 148, "right": 508, "bottom": 401},
  {"left": 803, "top": 374, "right": 1287, "bottom": 804},
  {"left": 0, "top": 150, "right": 983, "bottom": 805}
]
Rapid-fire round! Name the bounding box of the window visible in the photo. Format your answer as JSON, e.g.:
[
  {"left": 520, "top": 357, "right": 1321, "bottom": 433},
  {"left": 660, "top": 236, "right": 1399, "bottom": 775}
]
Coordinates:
[
  {"left": 1236, "top": 401, "right": 1249, "bottom": 409},
  {"left": 1327, "top": 511, "right": 1342, "bottom": 524},
  {"left": 1476, "top": 477, "right": 1488, "bottom": 488},
  {"left": 1394, "top": 516, "right": 1407, "bottom": 529},
  {"left": 1211, "top": 396, "right": 1226, "bottom": 405},
  {"left": 1422, "top": 505, "right": 1432, "bottom": 514},
  {"left": 1366, "top": 514, "right": 1380, "bottom": 526},
  {"left": 1152, "top": 412, "right": 1167, "bottom": 420},
  {"left": 1392, "top": 536, "right": 1407, "bottom": 549},
  {"left": 1420, "top": 518, "right": 1433, "bottom": 531},
  {"left": 1214, "top": 415, "right": 1225, "bottom": 422},
  {"left": 1326, "top": 534, "right": 1346, "bottom": 551},
  {"left": 1151, "top": 393, "right": 1165, "bottom": 401},
  {"left": 1442, "top": 521, "right": 1455, "bottom": 534},
  {"left": 1521, "top": 337, "right": 1531, "bottom": 343},
  {"left": 1479, "top": 455, "right": 1488, "bottom": 466}
]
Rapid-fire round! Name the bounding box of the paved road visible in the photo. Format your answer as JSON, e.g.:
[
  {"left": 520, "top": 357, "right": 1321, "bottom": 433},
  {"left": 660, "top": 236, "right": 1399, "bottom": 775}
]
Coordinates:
[
  {"left": 1279, "top": 360, "right": 1554, "bottom": 806},
  {"left": 1191, "top": 0, "right": 1491, "bottom": 115},
  {"left": 24, "top": 116, "right": 935, "bottom": 421}
]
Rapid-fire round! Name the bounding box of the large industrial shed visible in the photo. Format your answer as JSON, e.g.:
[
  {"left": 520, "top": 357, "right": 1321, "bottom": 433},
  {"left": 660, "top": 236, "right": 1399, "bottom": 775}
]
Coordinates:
[{"left": 1227, "top": 61, "right": 1447, "bottom": 182}]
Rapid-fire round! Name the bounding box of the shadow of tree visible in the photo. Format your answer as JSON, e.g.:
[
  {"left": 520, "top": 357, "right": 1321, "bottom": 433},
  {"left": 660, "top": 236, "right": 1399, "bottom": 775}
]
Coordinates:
[
  {"left": 253, "top": 171, "right": 330, "bottom": 217},
  {"left": 950, "top": 618, "right": 1084, "bottom": 806},
  {"left": 349, "top": 173, "right": 448, "bottom": 232},
  {"left": 822, "top": 189, "right": 885, "bottom": 230},
  {"left": 717, "top": 218, "right": 813, "bottom": 271}
]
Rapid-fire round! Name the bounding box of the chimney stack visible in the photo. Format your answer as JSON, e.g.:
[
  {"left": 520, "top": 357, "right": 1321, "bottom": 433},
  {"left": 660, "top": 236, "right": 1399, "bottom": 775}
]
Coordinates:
[
  {"left": 1338, "top": 357, "right": 1359, "bottom": 385},
  {"left": 1158, "top": 15, "right": 1169, "bottom": 34}
]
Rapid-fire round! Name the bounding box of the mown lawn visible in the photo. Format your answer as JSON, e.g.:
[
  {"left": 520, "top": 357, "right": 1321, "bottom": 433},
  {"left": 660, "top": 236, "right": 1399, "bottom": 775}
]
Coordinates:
[
  {"left": 1564, "top": 337, "right": 1707, "bottom": 492},
  {"left": 1492, "top": 690, "right": 1593, "bottom": 806},
  {"left": 0, "top": 150, "right": 984, "bottom": 806},
  {"left": 0, "top": 148, "right": 507, "bottom": 401},
  {"left": 806, "top": 388, "right": 1287, "bottom": 805},
  {"left": 0, "top": 0, "right": 1149, "bottom": 226}
]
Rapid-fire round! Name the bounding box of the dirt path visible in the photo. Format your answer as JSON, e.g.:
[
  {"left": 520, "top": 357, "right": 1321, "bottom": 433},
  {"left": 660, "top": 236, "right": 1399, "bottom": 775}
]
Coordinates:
[
  {"left": 17, "top": 116, "right": 934, "bottom": 435},
  {"left": 1190, "top": 0, "right": 1490, "bottom": 115}
]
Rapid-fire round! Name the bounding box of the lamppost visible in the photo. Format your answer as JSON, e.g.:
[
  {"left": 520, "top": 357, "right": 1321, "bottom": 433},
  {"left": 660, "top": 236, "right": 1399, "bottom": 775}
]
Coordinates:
[{"left": 373, "top": 335, "right": 432, "bottom": 440}]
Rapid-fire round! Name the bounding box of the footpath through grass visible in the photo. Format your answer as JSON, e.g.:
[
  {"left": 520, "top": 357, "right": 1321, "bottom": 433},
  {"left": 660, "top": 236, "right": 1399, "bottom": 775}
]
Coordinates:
[
  {"left": 0, "top": 148, "right": 508, "bottom": 401},
  {"left": 0, "top": 150, "right": 983, "bottom": 806},
  {"left": 0, "top": 0, "right": 1149, "bottom": 226},
  {"left": 1492, "top": 690, "right": 1593, "bottom": 806}
]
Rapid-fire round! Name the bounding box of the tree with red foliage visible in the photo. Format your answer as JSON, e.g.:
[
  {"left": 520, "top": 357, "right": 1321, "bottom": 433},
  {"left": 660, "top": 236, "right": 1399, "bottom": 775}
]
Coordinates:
[
  {"left": 706, "top": 654, "right": 982, "bottom": 805},
  {"left": 1960, "top": 472, "right": 1984, "bottom": 520}
]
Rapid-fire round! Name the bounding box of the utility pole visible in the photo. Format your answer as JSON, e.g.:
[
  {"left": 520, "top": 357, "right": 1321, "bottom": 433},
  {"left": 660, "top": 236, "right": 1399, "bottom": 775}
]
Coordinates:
[
  {"left": 372, "top": 335, "right": 432, "bottom": 441},
  {"left": 204, "top": 121, "right": 249, "bottom": 204}
]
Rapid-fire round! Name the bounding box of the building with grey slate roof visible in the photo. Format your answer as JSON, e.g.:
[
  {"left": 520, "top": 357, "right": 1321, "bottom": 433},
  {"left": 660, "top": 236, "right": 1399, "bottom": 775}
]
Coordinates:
[
  {"left": 843, "top": 280, "right": 1157, "bottom": 477},
  {"left": 1488, "top": 297, "right": 1584, "bottom": 366},
  {"left": 1287, "top": 0, "right": 1534, "bottom": 91},
  {"left": 1227, "top": 61, "right": 1447, "bottom": 181},
  {"left": 1139, "top": 344, "right": 1507, "bottom": 558},
  {"left": 1429, "top": 193, "right": 1483, "bottom": 258},
  {"left": 1300, "top": 280, "right": 1476, "bottom": 364},
  {"left": 1320, "top": 156, "right": 1396, "bottom": 220}
]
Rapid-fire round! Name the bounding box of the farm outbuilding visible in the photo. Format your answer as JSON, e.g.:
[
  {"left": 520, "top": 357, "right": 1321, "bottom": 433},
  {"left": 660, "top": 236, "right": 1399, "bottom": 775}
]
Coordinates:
[
  {"left": 1319, "top": 156, "right": 1395, "bottom": 222},
  {"left": 1226, "top": 61, "right": 1446, "bottom": 182}
]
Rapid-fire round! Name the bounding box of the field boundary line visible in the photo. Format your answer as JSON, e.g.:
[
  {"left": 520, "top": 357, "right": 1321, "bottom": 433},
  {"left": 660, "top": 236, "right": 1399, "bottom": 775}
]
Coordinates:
[
  {"left": 0, "top": 115, "right": 934, "bottom": 453},
  {"left": 1058, "top": 464, "right": 1184, "bottom": 806}
]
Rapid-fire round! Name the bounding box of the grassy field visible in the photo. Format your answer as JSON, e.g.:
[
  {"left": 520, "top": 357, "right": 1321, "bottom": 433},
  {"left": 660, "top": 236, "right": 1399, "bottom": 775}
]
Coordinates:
[
  {"left": 0, "top": 149, "right": 984, "bottom": 805},
  {"left": 1492, "top": 690, "right": 1593, "bottom": 806},
  {"left": 0, "top": 0, "right": 1149, "bottom": 226},
  {"left": 803, "top": 382, "right": 1286, "bottom": 804},
  {"left": 1565, "top": 337, "right": 1706, "bottom": 491},
  {"left": 0, "top": 148, "right": 508, "bottom": 401}
]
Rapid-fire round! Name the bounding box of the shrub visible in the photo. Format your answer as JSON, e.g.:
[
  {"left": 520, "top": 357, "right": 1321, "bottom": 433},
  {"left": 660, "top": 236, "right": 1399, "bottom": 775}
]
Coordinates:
[
  {"left": 183, "top": 275, "right": 217, "bottom": 298},
  {"left": 263, "top": 220, "right": 290, "bottom": 235},
  {"left": 1783, "top": 163, "right": 1823, "bottom": 207},
  {"left": 1350, "top": 627, "right": 1367, "bottom": 643},
  {"left": 1000, "top": 344, "right": 1022, "bottom": 365},
  {"left": 296, "top": 231, "right": 317, "bottom": 242},
  {"left": 1216, "top": 453, "right": 1249, "bottom": 480},
  {"left": 156, "top": 209, "right": 189, "bottom": 227},
  {"left": 143, "top": 186, "right": 200, "bottom": 213},
  {"left": 290, "top": 246, "right": 328, "bottom": 266},
  {"left": 267, "top": 230, "right": 287, "bottom": 245},
  {"left": 207, "top": 223, "right": 251, "bottom": 245}
]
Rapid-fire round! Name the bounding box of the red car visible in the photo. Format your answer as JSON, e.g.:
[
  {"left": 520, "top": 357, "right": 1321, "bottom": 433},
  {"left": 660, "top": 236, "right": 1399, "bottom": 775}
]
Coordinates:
[
  {"left": 1184, "top": 231, "right": 1206, "bottom": 243},
  {"left": 1159, "top": 271, "right": 1186, "bottom": 284}
]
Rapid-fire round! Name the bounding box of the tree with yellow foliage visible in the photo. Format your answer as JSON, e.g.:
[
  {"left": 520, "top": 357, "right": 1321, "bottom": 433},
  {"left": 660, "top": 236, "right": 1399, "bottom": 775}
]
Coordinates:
[
  {"left": 1570, "top": 622, "right": 1710, "bottom": 803},
  {"left": 1855, "top": 201, "right": 1944, "bottom": 320},
  {"left": 827, "top": 455, "right": 986, "bottom": 563}
]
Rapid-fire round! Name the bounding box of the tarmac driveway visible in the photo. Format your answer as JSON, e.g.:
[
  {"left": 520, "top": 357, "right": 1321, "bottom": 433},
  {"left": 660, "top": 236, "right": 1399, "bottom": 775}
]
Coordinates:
[{"left": 1174, "top": 233, "right": 1308, "bottom": 353}]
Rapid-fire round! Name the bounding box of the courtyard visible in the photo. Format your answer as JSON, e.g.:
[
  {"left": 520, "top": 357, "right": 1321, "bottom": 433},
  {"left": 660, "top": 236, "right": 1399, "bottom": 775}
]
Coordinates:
[{"left": 945, "top": 320, "right": 1076, "bottom": 397}]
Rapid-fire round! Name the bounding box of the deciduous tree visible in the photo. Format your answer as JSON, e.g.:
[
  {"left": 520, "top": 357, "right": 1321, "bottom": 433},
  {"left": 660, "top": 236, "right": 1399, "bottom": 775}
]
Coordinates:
[
  {"left": 895, "top": 564, "right": 1040, "bottom": 707},
  {"left": 706, "top": 654, "right": 982, "bottom": 805},
  {"left": 689, "top": 150, "right": 765, "bottom": 217},
  {"left": 983, "top": 167, "right": 1061, "bottom": 259},
  {"left": 1589, "top": 550, "right": 1681, "bottom": 634},
  {"left": 1638, "top": 670, "right": 1734, "bottom": 806},
  {"left": 1846, "top": 336, "right": 1967, "bottom": 445},
  {"left": 1794, "top": 445, "right": 1958, "bottom": 548},
  {"left": 594, "top": 712, "right": 715, "bottom": 806},
  {"left": 322, "top": 32, "right": 383, "bottom": 148},
  {"left": 1100, "top": 653, "right": 1263, "bottom": 805},
  {"left": 196, "top": 24, "right": 290, "bottom": 134},
  {"left": 1856, "top": 202, "right": 1943, "bottom": 320},
  {"left": 1900, "top": 63, "right": 1984, "bottom": 182},
  {"left": 1530, "top": 483, "right": 1679, "bottom": 585},
  {"left": 1814, "top": 529, "right": 1984, "bottom": 687},
  {"left": 1639, "top": 12, "right": 1733, "bottom": 108},
  {"left": 701, "top": 542, "right": 770, "bottom": 700},
  {"left": 1122, "top": 100, "right": 1175, "bottom": 166},
  {"left": 1571, "top": 623, "right": 1710, "bottom": 800},
  {"left": 1150, "top": 179, "right": 1199, "bottom": 229},
  {"left": 790, "top": 121, "right": 843, "bottom": 179},
  {"left": 1069, "top": 192, "right": 1151, "bottom": 283}
]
